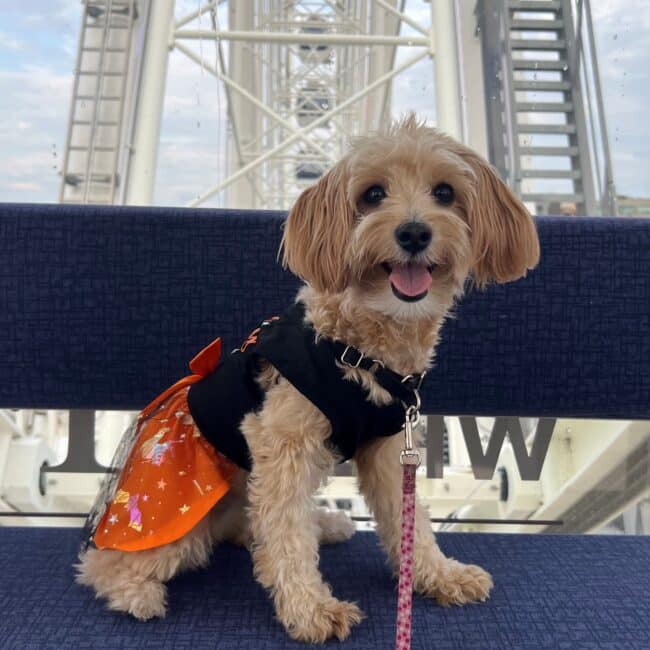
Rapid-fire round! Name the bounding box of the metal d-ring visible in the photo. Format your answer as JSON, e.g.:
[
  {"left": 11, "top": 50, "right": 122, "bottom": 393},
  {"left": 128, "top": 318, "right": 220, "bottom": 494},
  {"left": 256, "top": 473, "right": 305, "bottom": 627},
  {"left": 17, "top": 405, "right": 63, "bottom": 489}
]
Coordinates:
[{"left": 401, "top": 371, "right": 427, "bottom": 391}]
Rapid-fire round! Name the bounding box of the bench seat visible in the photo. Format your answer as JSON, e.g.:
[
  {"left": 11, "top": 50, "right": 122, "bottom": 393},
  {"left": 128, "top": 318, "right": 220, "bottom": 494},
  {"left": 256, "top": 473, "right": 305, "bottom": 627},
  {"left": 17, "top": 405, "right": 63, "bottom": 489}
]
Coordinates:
[
  {"left": 1, "top": 528, "right": 649, "bottom": 648},
  {"left": 1, "top": 203, "right": 649, "bottom": 648}
]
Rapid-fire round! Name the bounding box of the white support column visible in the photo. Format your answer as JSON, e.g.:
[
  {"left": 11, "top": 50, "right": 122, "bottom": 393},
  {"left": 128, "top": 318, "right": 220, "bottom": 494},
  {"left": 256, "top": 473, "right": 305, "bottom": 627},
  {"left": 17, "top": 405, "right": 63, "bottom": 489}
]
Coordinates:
[
  {"left": 431, "top": 0, "right": 463, "bottom": 141},
  {"left": 365, "top": 1, "right": 400, "bottom": 132},
  {"left": 227, "top": 1, "right": 259, "bottom": 209},
  {"left": 125, "top": 0, "right": 175, "bottom": 205},
  {"left": 455, "top": 0, "right": 488, "bottom": 156}
]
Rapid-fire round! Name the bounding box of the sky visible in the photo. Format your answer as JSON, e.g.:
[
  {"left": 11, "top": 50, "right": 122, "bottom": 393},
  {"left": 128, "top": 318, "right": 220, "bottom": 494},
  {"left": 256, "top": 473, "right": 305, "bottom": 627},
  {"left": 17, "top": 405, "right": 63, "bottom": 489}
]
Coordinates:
[{"left": 0, "top": 0, "right": 648, "bottom": 208}]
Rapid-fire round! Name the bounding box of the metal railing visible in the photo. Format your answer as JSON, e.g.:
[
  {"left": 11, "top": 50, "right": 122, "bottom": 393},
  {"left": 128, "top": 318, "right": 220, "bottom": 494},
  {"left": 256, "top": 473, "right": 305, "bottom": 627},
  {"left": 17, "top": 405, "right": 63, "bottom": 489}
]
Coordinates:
[{"left": 569, "top": 0, "right": 617, "bottom": 215}]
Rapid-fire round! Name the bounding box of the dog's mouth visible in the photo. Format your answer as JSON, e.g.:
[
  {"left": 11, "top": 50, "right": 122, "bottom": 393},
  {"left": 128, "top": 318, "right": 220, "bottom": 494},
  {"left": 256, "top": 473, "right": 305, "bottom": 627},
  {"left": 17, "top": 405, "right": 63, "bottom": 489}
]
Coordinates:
[{"left": 381, "top": 261, "right": 435, "bottom": 302}]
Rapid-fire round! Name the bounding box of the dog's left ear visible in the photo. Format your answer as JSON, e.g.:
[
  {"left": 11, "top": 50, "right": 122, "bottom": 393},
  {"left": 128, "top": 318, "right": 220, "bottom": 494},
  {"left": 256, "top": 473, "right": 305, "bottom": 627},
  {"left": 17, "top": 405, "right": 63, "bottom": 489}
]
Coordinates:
[
  {"left": 459, "top": 149, "right": 540, "bottom": 287},
  {"left": 280, "top": 161, "right": 354, "bottom": 292}
]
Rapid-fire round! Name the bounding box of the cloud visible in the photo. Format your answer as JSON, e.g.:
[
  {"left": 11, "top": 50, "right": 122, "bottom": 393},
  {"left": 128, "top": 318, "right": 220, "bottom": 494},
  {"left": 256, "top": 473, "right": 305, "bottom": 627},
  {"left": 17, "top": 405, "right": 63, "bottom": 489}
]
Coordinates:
[
  {"left": 589, "top": 6, "right": 650, "bottom": 196},
  {"left": 7, "top": 181, "right": 42, "bottom": 192},
  {"left": 0, "top": 62, "right": 72, "bottom": 202},
  {"left": 0, "top": 29, "right": 25, "bottom": 51},
  {"left": 0, "top": 1, "right": 648, "bottom": 206}
]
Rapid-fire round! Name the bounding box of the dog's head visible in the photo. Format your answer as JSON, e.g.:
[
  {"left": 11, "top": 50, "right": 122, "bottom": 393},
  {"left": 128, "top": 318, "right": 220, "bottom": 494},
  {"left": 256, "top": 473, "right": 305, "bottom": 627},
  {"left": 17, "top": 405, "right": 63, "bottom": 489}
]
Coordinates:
[{"left": 281, "top": 116, "right": 539, "bottom": 320}]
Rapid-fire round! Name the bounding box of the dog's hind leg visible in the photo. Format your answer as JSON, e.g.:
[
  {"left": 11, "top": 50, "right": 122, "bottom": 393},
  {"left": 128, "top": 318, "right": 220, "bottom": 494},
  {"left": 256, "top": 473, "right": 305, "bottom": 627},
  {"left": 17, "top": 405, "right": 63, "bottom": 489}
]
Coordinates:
[
  {"left": 208, "top": 468, "right": 252, "bottom": 549},
  {"left": 76, "top": 516, "right": 214, "bottom": 620},
  {"left": 315, "top": 507, "right": 356, "bottom": 544}
]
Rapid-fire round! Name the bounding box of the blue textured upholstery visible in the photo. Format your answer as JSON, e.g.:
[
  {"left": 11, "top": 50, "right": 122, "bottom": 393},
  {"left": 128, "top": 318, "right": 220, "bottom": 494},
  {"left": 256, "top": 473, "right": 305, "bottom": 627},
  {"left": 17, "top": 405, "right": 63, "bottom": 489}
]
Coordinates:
[
  {"left": 0, "top": 528, "right": 649, "bottom": 649},
  {"left": 1, "top": 203, "right": 649, "bottom": 418},
  {"left": 1, "top": 204, "right": 649, "bottom": 648}
]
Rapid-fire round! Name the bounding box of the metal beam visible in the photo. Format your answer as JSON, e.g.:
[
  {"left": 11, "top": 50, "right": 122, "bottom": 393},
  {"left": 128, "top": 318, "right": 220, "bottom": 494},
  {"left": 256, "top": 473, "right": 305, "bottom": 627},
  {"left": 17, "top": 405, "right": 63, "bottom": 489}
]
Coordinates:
[
  {"left": 174, "top": 42, "right": 336, "bottom": 165},
  {"left": 188, "top": 49, "right": 429, "bottom": 207},
  {"left": 583, "top": 0, "right": 617, "bottom": 215},
  {"left": 175, "top": 29, "right": 430, "bottom": 48},
  {"left": 175, "top": 0, "right": 224, "bottom": 29},
  {"left": 373, "top": 0, "right": 429, "bottom": 37}
]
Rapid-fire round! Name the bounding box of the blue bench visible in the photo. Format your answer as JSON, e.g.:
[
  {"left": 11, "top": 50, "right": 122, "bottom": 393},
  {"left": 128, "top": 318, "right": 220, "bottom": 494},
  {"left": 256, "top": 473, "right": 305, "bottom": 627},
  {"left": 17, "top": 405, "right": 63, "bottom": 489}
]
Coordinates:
[{"left": 1, "top": 203, "right": 649, "bottom": 648}]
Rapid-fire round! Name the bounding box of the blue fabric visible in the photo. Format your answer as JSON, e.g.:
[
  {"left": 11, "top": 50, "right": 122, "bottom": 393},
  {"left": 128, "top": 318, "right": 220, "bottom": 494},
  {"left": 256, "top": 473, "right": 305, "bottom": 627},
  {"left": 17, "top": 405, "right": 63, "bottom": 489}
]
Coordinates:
[
  {"left": 0, "top": 527, "right": 648, "bottom": 649},
  {"left": 1, "top": 203, "right": 649, "bottom": 419}
]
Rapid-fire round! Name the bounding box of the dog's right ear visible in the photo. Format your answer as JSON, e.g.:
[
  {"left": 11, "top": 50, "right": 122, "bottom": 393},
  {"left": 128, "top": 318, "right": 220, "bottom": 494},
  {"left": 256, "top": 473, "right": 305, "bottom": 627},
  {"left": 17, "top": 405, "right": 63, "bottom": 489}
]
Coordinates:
[{"left": 280, "top": 161, "right": 354, "bottom": 293}]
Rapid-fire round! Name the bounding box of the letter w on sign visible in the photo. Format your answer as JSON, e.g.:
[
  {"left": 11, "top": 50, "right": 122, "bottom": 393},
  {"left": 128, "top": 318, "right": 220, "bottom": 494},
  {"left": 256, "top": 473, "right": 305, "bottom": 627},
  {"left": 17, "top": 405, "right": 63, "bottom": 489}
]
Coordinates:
[
  {"left": 426, "top": 416, "right": 556, "bottom": 481},
  {"left": 461, "top": 417, "right": 556, "bottom": 481}
]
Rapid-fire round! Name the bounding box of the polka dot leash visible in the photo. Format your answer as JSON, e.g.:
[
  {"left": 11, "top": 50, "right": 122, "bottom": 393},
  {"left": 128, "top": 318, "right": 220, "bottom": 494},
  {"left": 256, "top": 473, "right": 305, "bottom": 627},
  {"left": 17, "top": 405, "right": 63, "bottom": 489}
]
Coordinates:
[{"left": 396, "top": 402, "right": 421, "bottom": 650}]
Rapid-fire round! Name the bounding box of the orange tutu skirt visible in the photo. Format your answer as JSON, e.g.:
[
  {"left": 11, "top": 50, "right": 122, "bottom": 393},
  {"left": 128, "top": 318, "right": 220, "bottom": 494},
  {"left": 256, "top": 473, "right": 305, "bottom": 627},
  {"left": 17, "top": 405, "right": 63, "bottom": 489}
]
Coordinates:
[{"left": 90, "top": 337, "right": 238, "bottom": 552}]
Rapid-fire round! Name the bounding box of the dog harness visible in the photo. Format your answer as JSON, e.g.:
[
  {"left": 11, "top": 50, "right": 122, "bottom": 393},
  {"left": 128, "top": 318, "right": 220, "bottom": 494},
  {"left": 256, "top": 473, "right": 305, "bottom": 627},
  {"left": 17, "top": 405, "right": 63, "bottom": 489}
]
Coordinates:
[{"left": 187, "top": 301, "right": 419, "bottom": 470}]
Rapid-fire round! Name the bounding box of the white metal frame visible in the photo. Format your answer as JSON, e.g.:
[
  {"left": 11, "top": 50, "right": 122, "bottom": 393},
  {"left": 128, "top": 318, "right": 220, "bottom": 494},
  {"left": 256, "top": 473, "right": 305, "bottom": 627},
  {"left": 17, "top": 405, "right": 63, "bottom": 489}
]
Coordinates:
[{"left": 120, "top": 0, "right": 465, "bottom": 209}]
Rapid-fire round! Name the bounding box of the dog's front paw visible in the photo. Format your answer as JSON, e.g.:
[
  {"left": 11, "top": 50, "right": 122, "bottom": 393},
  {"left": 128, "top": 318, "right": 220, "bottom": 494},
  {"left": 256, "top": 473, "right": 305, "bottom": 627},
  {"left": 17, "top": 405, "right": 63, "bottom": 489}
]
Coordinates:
[
  {"left": 281, "top": 596, "right": 364, "bottom": 643},
  {"left": 421, "top": 560, "right": 493, "bottom": 606}
]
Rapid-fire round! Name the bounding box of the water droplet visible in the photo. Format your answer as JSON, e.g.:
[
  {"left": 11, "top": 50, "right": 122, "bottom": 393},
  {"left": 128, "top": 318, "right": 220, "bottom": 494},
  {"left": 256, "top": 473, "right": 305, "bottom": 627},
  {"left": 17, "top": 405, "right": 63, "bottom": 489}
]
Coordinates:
[
  {"left": 613, "top": 34, "right": 618, "bottom": 40},
  {"left": 197, "top": 121, "right": 201, "bottom": 128},
  {"left": 562, "top": 64, "right": 569, "bottom": 71}
]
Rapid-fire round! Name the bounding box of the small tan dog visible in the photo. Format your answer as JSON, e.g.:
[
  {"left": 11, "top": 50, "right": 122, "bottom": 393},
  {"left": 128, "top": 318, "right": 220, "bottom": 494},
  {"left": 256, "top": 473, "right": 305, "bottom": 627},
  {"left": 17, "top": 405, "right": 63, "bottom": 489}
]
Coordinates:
[{"left": 77, "top": 116, "right": 539, "bottom": 643}]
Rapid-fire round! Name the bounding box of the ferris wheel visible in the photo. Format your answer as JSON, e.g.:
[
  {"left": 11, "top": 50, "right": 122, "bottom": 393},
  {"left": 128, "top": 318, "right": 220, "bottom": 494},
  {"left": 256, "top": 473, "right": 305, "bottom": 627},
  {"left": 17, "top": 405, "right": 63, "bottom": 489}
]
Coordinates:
[{"left": 58, "top": 0, "right": 467, "bottom": 210}]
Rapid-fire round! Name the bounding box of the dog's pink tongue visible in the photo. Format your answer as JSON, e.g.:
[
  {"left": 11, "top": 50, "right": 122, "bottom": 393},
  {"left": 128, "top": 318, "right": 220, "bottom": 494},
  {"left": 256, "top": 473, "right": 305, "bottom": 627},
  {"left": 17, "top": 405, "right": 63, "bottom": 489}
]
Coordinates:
[{"left": 389, "top": 262, "right": 432, "bottom": 296}]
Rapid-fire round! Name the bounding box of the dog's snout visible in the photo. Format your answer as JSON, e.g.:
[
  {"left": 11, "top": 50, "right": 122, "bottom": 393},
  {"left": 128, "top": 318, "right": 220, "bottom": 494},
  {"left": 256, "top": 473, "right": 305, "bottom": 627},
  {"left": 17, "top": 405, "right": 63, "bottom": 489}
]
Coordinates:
[{"left": 395, "top": 221, "right": 432, "bottom": 255}]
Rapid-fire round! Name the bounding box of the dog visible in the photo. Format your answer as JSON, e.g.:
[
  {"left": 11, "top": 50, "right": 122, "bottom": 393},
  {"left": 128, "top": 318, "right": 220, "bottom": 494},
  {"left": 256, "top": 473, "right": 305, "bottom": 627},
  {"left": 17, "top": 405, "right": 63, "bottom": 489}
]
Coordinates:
[{"left": 76, "top": 116, "right": 539, "bottom": 643}]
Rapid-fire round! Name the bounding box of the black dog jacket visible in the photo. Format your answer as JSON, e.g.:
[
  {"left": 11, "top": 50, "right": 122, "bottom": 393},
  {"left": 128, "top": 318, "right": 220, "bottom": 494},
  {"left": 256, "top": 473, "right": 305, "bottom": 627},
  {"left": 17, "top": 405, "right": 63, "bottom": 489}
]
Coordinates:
[{"left": 187, "top": 302, "right": 413, "bottom": 471}]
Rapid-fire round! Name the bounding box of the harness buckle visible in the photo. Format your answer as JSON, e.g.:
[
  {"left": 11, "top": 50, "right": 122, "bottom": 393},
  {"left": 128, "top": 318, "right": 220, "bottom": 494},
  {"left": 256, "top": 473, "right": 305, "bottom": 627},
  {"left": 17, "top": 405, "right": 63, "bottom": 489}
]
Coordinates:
[{"left": 340, "top": 345, "right": 364, "bottom": 368}]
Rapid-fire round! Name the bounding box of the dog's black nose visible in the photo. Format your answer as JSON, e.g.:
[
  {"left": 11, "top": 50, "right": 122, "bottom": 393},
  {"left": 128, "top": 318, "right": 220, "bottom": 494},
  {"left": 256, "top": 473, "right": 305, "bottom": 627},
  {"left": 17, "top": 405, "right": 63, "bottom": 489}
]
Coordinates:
[{"left": 395, "top": 221, "right": 432, "bottom": 254}]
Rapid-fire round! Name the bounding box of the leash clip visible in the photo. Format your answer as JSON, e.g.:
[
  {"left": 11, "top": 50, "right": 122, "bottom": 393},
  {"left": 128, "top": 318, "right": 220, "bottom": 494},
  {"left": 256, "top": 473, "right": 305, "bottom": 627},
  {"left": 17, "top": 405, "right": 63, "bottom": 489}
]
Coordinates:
[{"left": 400, "top": 403, "right": 421, "bottom": 467}]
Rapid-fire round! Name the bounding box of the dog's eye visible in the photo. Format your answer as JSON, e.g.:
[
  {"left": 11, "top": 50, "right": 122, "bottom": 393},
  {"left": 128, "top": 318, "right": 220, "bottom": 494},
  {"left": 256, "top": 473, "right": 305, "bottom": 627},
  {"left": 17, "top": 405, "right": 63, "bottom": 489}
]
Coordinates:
[
  {"left": 432, "top": 183, "right": 454, "bottom": 205},
  {"left": 362, "top": 185, "right": 386, "bottom": 205}
]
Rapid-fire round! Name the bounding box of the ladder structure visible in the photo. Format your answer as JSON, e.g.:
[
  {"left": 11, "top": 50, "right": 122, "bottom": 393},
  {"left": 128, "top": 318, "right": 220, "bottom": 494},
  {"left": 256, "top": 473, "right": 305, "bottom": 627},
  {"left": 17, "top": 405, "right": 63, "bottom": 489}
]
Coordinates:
[
  {"left": 477, "top": 0, "right": 616, "bottom": 215},
  {"left": 59, "top": 0, "right": 140, "bottom": 205}
]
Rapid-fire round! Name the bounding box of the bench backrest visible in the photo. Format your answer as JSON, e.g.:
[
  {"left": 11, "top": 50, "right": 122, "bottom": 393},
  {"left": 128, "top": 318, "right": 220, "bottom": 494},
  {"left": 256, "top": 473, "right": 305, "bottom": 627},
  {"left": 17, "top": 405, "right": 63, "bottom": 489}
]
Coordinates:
[{"left": 1, "top": 203, "right": 649, "bottom": 419}]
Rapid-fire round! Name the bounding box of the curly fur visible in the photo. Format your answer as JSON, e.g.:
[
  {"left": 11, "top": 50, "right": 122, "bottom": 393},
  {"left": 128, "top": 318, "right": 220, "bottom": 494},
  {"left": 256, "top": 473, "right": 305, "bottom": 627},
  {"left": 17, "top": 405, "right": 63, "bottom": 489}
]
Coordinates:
[{"left": 76, "top": 116, "right": 538, "bottom": 642}]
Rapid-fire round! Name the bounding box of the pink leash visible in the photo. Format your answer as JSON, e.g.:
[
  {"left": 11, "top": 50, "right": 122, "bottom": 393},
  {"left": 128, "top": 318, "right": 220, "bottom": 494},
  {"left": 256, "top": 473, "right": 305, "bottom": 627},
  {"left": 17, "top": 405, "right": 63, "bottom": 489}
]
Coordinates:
[{"left": 396, "top": 403, "right": 421, "bottom": 650}]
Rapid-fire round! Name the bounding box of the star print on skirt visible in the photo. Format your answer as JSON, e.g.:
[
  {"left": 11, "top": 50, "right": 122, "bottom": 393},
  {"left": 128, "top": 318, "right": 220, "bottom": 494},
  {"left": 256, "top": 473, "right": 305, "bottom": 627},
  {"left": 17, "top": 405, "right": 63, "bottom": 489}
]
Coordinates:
[{"left": 91, "top": 383, "right": 237, "bottom": 552}]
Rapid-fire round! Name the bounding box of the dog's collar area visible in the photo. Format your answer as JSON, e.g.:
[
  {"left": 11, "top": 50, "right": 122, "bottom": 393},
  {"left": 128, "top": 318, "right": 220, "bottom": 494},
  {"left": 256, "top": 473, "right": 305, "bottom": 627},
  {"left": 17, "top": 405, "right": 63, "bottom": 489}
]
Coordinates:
[{"left": 337, "top": 343, "right": 426, "bottom": 406}]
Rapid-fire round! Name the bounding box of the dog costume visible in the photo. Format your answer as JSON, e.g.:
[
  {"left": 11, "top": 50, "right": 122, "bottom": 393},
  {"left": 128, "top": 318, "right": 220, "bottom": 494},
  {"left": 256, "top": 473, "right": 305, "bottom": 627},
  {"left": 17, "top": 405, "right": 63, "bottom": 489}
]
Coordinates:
[{"left": 87, "top": 302, "right": 422, "bottom": 552}]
